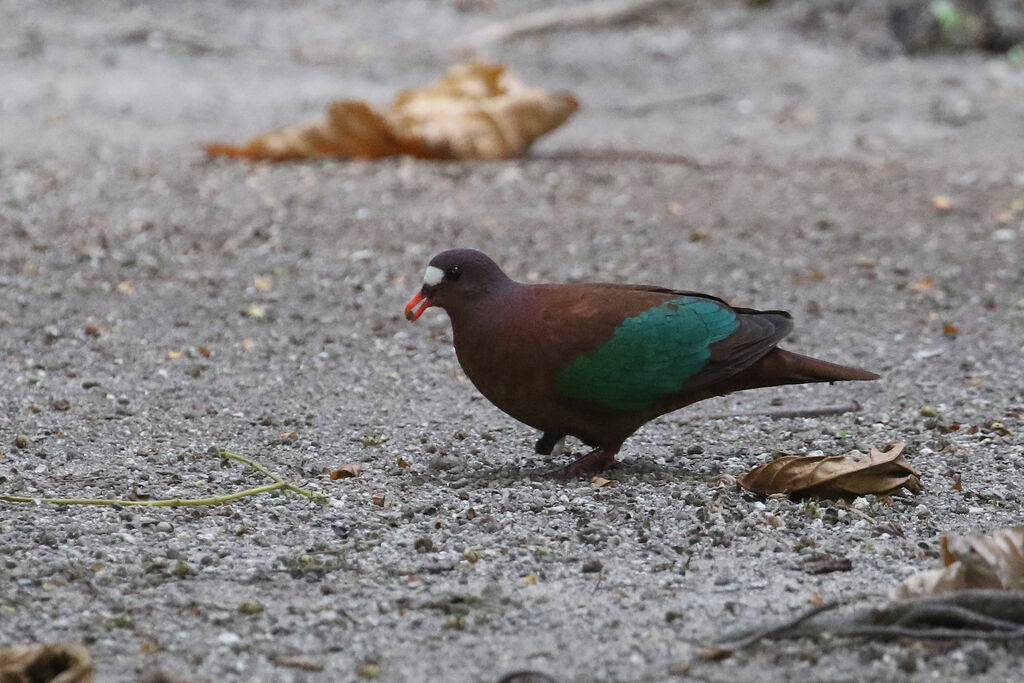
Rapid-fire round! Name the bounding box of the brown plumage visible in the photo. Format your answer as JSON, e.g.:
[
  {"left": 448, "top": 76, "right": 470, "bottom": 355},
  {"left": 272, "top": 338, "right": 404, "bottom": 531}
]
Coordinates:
[{"left": 406, "top": 249, "right": 879, "bottom": 478}]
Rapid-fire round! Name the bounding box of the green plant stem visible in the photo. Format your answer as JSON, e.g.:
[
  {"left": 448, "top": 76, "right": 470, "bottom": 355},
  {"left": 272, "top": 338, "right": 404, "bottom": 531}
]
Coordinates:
[{"left": 0, "top": 449, "right": 327, "bottom": 507}]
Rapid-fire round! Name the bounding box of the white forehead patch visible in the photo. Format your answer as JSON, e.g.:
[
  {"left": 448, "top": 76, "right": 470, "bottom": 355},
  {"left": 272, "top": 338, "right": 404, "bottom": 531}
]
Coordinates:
[{"left": 423, "top": 265, "right": 444, "bottom": 287}]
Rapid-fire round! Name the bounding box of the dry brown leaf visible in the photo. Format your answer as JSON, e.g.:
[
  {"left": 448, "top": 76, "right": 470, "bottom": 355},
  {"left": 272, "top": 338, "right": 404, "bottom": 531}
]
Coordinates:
[
  {"left": 590, "top": 476, "right": 616, "bottom": 487},
  {"left": 330, "top": 463, "right": 363, "bottom": 480},
  {"left": 389, "top": 63, "right": 579, "bottom": 159},
  {"left": 0, "top": 642, "right": 94, "bottom": 683},
  {"left": 396, "top": 456, "right": 411, "bottom": 469},
  {"left": 206, "top": 63, "right": 578, "bottom": 162},
  {"left": 893, "top": 526, "right": 1024, "bottom": 599},
  {"left": 737, "top": 443, "right": 921, "bottom": 499}
]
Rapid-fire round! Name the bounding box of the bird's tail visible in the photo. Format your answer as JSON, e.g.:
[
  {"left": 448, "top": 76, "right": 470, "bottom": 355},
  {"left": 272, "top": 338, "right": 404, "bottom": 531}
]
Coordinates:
[
  {"left": 769, "top": 348, "right": 879, "bottom": 383},
  {"left": 724, "top": 348, "right": 879, "bottom": 393}
]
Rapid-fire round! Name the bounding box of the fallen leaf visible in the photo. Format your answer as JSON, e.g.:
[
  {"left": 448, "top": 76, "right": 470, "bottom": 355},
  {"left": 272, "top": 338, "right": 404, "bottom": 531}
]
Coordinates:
[
  {"left": 893, "top": 526, "right": 1024, "bottom": 599},
  {"left": 942, "top": 322, "right": 960, "bottom": 337},
  {"left": 206, "top": 62, "right": 578, "bottom": 162},
  {"left": 396, "top": 456, "right": 411, "bottom": 468},
  {"left": 167, "top": 349, "right": 184, "bottom": 359},
  {"left": 371, "top": 492, "right": 386, "bottom": 507},
  {"left": 0, "top": 642, "right": 94, "bottom": 683},
  {"left": 197, "top": 345, "right": 212, "bottom": 358},
  {"left": 331, "top": 463, "right": 363, "bottom": 480},
  {"left": 590, "top": 476, "right": 616, "bottom": 487},
  {"left": 83, "top": 324, "right": 101, "bottom": 337},
  {"left": 950, "top": 473, "right": 963, "bottom": 491},
  {"left": 523, "top": 575, "right": 538, "bottom": 584},
  {"left": 932, "top": 195, "right": 953, "bottom": 212},
  {"left": 737, "top": 443, "right": 921, "bottom": 499}
]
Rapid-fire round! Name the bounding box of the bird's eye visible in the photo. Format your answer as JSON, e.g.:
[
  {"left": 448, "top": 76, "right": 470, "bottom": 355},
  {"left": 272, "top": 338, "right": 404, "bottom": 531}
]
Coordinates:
[{"left": 445, "top": 266, "right": 461, "bottom": 281}]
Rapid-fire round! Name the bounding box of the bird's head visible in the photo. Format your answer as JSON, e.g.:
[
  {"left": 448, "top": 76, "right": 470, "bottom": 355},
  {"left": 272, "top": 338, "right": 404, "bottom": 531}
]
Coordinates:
[{"left": 405, "top": 249, "right": 510, "bottom": 321}]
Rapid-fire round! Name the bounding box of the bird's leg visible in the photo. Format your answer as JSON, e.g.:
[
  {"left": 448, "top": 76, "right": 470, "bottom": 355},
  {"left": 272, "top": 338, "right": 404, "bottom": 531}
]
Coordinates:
[
  {"left": 534, "top": 432, "right": 566, "bottom": 456},
  {"left": 543, "top": 447, "right": 622, "bottom": 480}
]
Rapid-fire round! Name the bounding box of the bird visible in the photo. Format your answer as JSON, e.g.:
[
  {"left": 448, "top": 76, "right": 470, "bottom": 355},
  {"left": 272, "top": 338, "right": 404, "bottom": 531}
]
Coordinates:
[{"left": 404, "top": 249, "right": 879, "bottom": 479}]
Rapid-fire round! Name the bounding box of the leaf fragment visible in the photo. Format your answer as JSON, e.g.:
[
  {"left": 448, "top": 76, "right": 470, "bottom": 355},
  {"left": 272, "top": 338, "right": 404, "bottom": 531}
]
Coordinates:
[
  {"left": 0, "top": 642, "right": 94, "bottom": 683},
  {"left": 330, "top": 464, "right": 363, "bottom": 480},
  {"left": 737, "top": 443, "right": 921, "bottom": 499},
  {"left": 206, "top": 62, "right": 578, "bottom": 162},
  {"left": 893, "top": 526, "right": 1024, "bottom": 599}
]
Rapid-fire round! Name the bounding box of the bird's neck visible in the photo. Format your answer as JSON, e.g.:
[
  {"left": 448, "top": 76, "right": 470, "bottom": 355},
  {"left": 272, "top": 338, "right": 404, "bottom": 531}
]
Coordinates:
[{"left": 447, "top": 279, "right": 525, "bottom": 348}]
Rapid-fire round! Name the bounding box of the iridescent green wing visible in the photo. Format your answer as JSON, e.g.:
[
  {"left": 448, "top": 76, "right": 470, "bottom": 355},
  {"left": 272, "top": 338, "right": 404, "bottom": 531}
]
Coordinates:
[{"left": 555, "top": 297, "right": 744, "bottom": 411}]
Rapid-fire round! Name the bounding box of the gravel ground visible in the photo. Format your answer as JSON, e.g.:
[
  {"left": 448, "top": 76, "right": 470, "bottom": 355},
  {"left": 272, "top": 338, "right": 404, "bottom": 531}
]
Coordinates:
[{"left": 2, "top": 1, "right": 1024, "bottom": 681}]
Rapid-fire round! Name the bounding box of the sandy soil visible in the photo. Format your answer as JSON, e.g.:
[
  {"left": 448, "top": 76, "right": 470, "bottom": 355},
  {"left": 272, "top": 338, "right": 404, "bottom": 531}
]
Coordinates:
[{"left": 2, "top": 1, "right": 1023, "bottom": 681}]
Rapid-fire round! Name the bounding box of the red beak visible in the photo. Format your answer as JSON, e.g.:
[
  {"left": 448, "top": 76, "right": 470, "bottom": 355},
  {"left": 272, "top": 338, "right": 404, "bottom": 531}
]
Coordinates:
[{"left": 405, "top": 290, "right": 434, "bottom": 321}]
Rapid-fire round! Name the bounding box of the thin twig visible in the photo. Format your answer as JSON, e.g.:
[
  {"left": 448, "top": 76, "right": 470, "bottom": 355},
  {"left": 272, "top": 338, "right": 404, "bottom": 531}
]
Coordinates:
[
  {"left": 699, "top": 401, "right": 862, "bottom": 420},
  {"left": 1, "top": 483, "right": 286, "bottom": 507},
  {"left": 536, "top": 148, "right": 703, "bottom": 168},
  {"left": 0, "top": 450, "right": 326, "bottom": 507},
  {"left": 460, "top": 0, "right": 682, "bottom": 50},
  {"left": 894, "top": 604, "right": 1024, "bottom": 631},
  {"left": 593, "top": 90, "right": 729, "bottom": 115},
  {"left": 829, "top": 626, "right": 1024, "bottom": 641},
  {"left": 712, "top": 590, "right": 1024, "bottom": 656},
  {"left": 718, "top": 602, "right": 842, "bottom": 652}
]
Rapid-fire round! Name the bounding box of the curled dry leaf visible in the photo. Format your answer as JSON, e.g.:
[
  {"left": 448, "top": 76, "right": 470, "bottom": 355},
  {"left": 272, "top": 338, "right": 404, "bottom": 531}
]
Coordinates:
[
  {"left": 0, "top": 642, "right": 94, "bottom": 683},
  {"left": 206, "top": 62, "right": 578, "bottom": 162},
  {"left": 590, "top": 476, "right": 616, "bottom": 488},
  {"left": 893, "top": 526, "right": 1024, "bottom": 600},
  {"left": 330, "top": 463, "right": 363, "bottom": 480},
  {"left": 737, "top": 443, "right": 921, "bottom": 499}
]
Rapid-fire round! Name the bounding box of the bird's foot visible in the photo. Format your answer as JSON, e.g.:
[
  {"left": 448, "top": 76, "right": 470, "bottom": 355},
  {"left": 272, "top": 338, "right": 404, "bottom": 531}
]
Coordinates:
[
  {"left": 534, "top": 432, "right": 566, "bottom": 457},
  {"left": 543, "top": 448, "right": 622, "bottom": 480}
]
